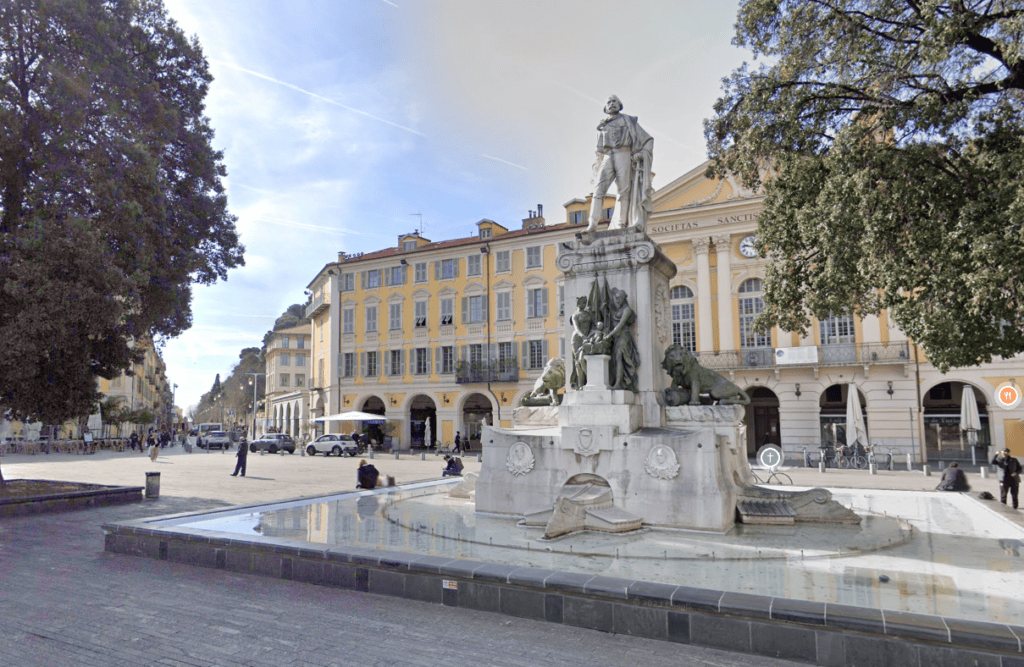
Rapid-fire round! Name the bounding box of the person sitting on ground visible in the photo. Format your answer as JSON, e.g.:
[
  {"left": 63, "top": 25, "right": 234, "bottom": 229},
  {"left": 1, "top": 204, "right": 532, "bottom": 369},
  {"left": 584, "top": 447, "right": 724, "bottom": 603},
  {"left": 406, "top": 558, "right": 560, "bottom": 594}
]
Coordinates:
[
  {"left": 936, "top": 461, "right": 971, "bottom": 492},
  {"left": 442, "top": 454, "right": 464, "bottom": 477},
  {"left": 356, "top": 459, "right": 380, "bottom": 489}
]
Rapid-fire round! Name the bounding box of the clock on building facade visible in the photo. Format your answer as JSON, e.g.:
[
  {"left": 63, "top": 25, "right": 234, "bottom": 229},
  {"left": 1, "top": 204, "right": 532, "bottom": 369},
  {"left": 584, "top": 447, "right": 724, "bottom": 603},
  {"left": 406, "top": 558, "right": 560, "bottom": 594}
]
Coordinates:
[{"left": 739, "top": 234, "right": 758, "bottom": 258}]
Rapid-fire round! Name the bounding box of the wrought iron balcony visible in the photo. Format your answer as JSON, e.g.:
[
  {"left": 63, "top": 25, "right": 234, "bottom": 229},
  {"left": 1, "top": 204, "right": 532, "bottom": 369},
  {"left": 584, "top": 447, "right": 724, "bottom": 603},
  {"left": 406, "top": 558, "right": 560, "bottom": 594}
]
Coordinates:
[
  {"left": 695, "top": 341, "right": 911, "bottom": 371},
  {"left": 455, "top": 358, "right": 520, "bottom": 384},
  {"left": 304, "top": 294, "right": 329, "bottom": 319}
]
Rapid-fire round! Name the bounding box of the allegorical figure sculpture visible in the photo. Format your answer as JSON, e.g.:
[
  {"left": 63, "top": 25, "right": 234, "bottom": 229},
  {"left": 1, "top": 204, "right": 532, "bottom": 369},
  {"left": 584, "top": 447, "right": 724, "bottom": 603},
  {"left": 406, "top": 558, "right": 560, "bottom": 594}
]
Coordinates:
[
  {"left": 568, "top": 296, "right": 593, "bottom": 390},
  {"left": 587, "top": 95, "right": 654, "bottom": 232},
  {"left": 661, "top": 344, "right": 750, "bottom": 406},
  {"left": 521, "top": 358, "right": 566, "bottom": 406},
  {"left": 604, "top": 288, "right": 639, "bottom": 392}
]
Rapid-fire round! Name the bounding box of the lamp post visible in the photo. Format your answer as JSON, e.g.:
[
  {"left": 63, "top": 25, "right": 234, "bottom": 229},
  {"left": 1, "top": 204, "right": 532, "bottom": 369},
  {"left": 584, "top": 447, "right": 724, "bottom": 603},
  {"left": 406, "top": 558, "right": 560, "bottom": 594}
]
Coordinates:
[{"left": 246, "top": 373, "right": 265, "bottom": 439}]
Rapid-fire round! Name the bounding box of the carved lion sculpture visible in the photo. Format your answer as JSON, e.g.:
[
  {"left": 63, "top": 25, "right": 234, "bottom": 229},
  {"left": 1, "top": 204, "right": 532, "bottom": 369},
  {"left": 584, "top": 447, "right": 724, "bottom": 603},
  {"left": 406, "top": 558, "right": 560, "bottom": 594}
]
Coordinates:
[
  {"left": 661, "top": 344, "right": 750, "bottom": 406},
  {"left": 521, "top": 358, "right": 566, "bottom": 406}
]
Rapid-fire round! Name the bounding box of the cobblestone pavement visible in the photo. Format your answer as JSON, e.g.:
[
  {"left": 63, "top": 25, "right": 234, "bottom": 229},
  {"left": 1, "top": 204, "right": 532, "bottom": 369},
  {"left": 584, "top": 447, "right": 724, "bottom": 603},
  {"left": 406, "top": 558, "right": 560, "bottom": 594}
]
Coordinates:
[
  {"left": 1, "top": 446, "right": 1019, "bottom": 665},
  {"left": 0, "top": 497, "right": 805, "bottom": 667}
]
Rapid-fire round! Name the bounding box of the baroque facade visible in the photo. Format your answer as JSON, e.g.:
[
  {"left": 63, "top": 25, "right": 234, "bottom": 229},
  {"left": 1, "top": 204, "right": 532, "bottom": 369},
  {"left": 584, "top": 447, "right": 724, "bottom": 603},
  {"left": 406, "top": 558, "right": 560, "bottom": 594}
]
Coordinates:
[{"left": 302, "top": 163, "right": 1024, "bottom": 461}]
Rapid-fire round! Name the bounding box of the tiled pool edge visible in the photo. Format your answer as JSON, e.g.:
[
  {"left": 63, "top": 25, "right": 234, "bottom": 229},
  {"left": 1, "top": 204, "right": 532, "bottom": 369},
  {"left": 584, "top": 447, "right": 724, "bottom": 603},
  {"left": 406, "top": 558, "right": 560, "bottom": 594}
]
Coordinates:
[{"left": 102, "top": 519, "right": 1024, "bottom": 667}]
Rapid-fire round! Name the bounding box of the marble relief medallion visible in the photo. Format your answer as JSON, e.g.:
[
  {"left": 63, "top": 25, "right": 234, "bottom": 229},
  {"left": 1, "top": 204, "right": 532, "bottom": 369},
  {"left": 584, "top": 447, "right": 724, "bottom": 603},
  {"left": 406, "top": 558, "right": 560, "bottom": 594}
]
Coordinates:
[
  {"left": 644, "top": 445, "right": 680, "bottom": 480},
  {"left": 506, "top": 442, "right": 535, "bottom": 477}
]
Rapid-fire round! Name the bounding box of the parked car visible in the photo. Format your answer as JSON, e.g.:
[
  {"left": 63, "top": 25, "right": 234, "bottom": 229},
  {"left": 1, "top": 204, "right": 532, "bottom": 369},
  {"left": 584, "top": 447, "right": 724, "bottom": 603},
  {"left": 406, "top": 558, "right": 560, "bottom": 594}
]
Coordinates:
[
  {"left": 306, "top": 433, "right": 361, "bottom": 457},
  {"left": 249, "top": 433, "right": 296, "bottom": 454},
  {"left": 200, "top": 431, "right": 233, "bottom": 450}
]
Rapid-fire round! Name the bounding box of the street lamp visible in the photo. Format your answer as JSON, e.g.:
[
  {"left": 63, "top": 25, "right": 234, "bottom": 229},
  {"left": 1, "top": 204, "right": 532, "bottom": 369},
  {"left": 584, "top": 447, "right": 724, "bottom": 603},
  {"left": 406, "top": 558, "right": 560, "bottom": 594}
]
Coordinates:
[{"left": 246, "top": 373, "right": 265, "bottom": 439}]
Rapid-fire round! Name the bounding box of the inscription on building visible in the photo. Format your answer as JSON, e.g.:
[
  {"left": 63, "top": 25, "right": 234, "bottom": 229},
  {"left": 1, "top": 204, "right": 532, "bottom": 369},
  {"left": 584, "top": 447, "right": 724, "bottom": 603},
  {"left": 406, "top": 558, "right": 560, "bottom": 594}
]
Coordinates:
[{"left": 650, "top": 212, "right": 760, "bottom": 235}]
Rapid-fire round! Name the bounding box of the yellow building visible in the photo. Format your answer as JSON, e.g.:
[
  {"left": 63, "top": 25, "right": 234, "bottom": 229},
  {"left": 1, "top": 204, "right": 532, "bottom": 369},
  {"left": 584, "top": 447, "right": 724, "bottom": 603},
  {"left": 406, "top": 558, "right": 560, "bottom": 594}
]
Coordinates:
[
  {"left": 95, "top": 338, "right": 173, "bottom": 436},
  {"left": 304, "top": 163, "right": 1024, "bottom": 461},
  {"left": 263, "top": 324, "right": 311, "bottom": 439}
]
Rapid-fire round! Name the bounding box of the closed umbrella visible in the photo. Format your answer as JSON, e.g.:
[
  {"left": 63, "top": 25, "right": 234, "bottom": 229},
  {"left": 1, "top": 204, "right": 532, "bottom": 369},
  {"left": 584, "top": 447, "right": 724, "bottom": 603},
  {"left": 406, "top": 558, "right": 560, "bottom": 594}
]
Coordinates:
[
  {"left": 846, "top": 383, "right": 868, "bottom": 449},
  {"left": 960, "top": 385, "right": 981, "bottom": 463}
]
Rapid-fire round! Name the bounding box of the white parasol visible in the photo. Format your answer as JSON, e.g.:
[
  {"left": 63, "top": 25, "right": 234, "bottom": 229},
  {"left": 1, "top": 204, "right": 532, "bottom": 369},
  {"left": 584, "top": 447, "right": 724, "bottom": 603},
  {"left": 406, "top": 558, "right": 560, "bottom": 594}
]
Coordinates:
[
  {"left": 845, "top": 383, "right": 868, "bottom": 449},
  {"left": 959, "top": 385, "right": 981, "bottom": 447}
]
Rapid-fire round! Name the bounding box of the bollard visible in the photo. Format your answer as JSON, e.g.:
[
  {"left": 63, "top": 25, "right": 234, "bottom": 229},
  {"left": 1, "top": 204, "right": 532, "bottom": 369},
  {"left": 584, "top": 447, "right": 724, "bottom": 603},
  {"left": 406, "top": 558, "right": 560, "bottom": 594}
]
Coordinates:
[
  {"left": 369, "top": 450, "right": 374, "bottom": 459},
  {"left": 394, "top": 452, "right": 400, "bottom": 460},
  {"left": 980, "top": 467, "right": 989, "bottom": 479},
  {"left": 421, "top": 453, "right": 426, "bottom": 461},
  {"left": 923, "top": 464, "right": 931, "bottom": 476},
  {"left": 145, "top": 472, "right": 160, "bottom": 499},
  {"left": 906, "top": 453, "right": 913, "bottom": 471},
  {"left": 818, "top": 461, "right": 826, "bottom": 473},
  {"left": 869, "top": 463, "right": 877, "bottom": 475},
  {"left": 477, "top": 453, "right": 483, "bottom": 463}
]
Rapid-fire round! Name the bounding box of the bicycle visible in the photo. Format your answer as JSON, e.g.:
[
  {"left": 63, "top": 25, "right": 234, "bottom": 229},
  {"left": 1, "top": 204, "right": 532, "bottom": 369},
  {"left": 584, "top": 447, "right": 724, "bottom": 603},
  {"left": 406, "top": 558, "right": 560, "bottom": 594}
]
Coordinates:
[
  {"left": 834, "top": 444, "right": 869, "bottom": 470},
  {"left": 750, "top": 468, "right": 793, "bottom": 485},
  {"left": 865, "top": 444, "right": 894, "bottom": 471}
]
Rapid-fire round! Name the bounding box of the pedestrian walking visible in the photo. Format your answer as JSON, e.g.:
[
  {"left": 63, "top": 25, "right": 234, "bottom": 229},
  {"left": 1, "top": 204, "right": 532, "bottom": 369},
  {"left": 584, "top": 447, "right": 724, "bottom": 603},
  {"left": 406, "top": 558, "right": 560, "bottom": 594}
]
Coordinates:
[
  {"left": 993, "top": 448, "right": 1022, "bottom": 509},
  {"left": 454, "top": 431, "right": 461, "bottom": 454},
  {"left": 231, "top": 438, "right": 248, "bottom": 477}
]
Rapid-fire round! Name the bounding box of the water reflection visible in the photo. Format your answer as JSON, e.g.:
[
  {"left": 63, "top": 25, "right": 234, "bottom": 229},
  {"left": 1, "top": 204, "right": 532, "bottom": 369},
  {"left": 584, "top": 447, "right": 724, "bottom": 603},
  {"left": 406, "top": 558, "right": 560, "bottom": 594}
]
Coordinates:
[{"left": 165, "top": 485, "right": 1024, "bottom": 624}]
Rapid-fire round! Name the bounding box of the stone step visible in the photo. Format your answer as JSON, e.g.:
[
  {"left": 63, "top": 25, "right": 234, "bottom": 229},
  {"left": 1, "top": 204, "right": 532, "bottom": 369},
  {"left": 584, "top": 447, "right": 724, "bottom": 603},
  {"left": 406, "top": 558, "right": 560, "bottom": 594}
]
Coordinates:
[{"left": 736, "top": 499, "right": 796, "bottom": 525}]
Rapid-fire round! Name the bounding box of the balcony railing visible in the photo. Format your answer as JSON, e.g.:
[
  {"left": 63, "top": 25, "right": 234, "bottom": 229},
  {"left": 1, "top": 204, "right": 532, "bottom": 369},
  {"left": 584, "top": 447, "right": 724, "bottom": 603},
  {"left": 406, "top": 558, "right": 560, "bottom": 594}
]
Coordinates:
[
  {"left": 695, "top": 342, "right": 910, "bottom": 371},
  {"left": 304, "top": 293, "right": 329, "bottom": 319},
  {"left": 456, "top": 358, "right": 519, "bottom": 384}
]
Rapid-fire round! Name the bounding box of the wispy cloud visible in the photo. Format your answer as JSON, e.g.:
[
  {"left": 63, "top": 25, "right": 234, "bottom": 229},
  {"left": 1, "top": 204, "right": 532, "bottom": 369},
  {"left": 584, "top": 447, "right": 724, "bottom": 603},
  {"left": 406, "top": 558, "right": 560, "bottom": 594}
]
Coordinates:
[
  {"left": 379, "top": 0, "right": 399, "bottom": 7},
  {"left": 247, "top": 215, "right": 360, "bottom": 236},
  {"left": 480, "top": 154, "right": 528, "bottom": 171},
  {"left": 209, "top": 58, "right": 426, "bottom": 137}
]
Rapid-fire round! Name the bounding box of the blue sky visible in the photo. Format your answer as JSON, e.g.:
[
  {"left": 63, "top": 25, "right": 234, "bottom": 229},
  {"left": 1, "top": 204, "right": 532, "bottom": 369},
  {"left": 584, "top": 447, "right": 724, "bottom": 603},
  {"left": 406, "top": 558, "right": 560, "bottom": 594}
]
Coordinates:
[{"left": 161, "top": 0, "right": 750, "bottom": 411}]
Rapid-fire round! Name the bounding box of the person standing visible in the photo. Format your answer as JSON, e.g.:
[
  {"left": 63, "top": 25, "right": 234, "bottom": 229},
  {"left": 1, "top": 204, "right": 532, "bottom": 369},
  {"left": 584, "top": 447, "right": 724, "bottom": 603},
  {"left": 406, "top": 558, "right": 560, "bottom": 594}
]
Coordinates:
[
  {"left": 453, "top": 431, "right": 461, "bottom": 454},
  {"left": 231, "top": 438, "right": 248, "bottom": 477},
  {"left": 993, "top": 448, "right": 1022, "bottom": 509}
]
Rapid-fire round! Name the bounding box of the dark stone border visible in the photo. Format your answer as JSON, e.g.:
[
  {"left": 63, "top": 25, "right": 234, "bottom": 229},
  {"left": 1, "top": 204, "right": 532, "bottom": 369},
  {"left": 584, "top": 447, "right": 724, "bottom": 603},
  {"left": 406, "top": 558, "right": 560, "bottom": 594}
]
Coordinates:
[
  {"left": 102, "top": 486, "right": 1024, "bottom": 667},
  {"left": 1, "top": 480, "right": 143, "bottom": 518}
]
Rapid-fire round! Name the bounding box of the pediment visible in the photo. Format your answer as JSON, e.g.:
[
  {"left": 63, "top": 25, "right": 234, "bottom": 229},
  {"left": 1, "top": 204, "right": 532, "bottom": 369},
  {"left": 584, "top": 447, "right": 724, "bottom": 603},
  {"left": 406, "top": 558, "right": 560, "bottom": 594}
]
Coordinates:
[{"left": 653, "top": 160, "right": 762, "bottom": 213}]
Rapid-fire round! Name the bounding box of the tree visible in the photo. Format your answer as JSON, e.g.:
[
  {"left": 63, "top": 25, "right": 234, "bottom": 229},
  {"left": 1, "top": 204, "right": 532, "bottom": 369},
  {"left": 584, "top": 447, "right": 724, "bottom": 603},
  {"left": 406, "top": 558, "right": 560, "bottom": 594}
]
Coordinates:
[
  {"left": 0, "top": 0, "right": 244, "bottom": 424},
  {"left": 705, "top": 1, "right": 1024, "bottom": 371}
]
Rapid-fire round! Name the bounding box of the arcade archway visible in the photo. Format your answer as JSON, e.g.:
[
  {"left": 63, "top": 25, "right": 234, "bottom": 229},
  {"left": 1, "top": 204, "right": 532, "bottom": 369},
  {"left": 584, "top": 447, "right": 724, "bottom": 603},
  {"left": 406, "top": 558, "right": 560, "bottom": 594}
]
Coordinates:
[
  {"left": 461, "top": 393, "right": 493, "bottom": 451},
  {"left": 923, "top": 381, "right": 990, "bottom": 462},
  {"left": 744, "top": 386, "right": 780, "bottom": 457},
  {"left": 409, "top": 394, "right": 437, "bottom": 448}
]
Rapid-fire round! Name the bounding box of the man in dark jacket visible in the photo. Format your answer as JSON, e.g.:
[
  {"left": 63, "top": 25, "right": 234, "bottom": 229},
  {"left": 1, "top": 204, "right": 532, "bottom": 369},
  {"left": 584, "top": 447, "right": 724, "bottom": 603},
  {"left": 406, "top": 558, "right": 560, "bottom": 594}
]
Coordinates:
[
  {"left": 993, "top": 448, "right": 1022, "bottom": 509},
  {"left": 231, "top": 438, "right": 248, "bottom": 477},
  {"left": 937, "top": 462, "right": 970, "bottom": 492},
  {"left": 357, "top": 459, "right": 380, "bottom": 489},
  {"left": 442, "top": 455, "right": 464, "bottom": 477}
]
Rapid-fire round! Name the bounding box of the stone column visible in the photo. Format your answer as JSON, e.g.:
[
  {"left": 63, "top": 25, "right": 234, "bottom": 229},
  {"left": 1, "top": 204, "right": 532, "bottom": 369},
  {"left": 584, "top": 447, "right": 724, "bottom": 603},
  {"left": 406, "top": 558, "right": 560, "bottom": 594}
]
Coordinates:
[
  {"left": 713, "top": 235, "right": 734, "bottom": 352},
  {"left": 694, "top": 237, "right": 714, "bottom": 352}
]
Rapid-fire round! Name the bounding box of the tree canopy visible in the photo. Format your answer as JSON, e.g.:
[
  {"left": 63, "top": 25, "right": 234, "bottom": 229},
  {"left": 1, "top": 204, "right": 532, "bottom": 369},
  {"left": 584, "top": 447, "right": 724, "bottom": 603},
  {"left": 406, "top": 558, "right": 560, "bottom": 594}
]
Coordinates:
[
  {"left": 706, "top": 0, "right": 1024, "bottom": 371},
  {"left": 0, "top": 0, "right": 244, "bottom": 423}
]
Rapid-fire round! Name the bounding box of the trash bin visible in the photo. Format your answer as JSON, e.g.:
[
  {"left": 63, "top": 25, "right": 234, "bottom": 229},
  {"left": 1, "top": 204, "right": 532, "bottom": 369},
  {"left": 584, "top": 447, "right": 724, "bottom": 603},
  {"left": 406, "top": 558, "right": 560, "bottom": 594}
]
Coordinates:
[{"left": 145, "top": 471, "right": 160, "bottom": 499}]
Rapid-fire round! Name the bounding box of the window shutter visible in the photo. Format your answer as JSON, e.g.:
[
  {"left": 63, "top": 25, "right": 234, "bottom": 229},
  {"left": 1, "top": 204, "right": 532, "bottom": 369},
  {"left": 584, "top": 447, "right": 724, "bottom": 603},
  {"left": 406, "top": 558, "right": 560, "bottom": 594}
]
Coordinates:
[
  {"left": 384, "top": 351, "right": 391, "bottom": 376},
  {"left": 360, "top": 352, "right": 367, "bottom": 377},
  {"left": 435, "top": 347, "right": 441, "bottom": 374},
  {"left": 460, "top": 345, "right": 467, "bottom": 362},
  {"left": 521, "top": 341, "right": 528, "bottom": 369},
  {"left": 428, "top": 347, "right": 433, "bottom": 373},
  {"left": 527, "top": 291, "right": 535, "bottom": 318},
  {"left": 384, "top": 269, "right": 391, "bottom": 286},
  {"left": 489, "top": 343, "right": 497, "bottom": 365},
  {"left": 483, "top": 296, "right": 489, "bottom": 321},
  {"left": 401, "top": 266, "right": 408, "bottom": 284},
  {"left": 462, "top": 297, "right": 469, "bottom": 323},
  {"left": 434, "top": 261, "right": 440, "bottom": 280},
  {"left": 453, "top": 259, "right": 459, "bottom": 277},
  {"left": 360, "top": 271, "right": 365, "bottom": 289},
  {"left": 399, "top": 349, "right": 405, "bottom": 376},
  {"left": 542, "top": 339, "right": 549, "bottom": 361},
  {"left": 542, "top": 288, "right": 549, "bottom": 317}
]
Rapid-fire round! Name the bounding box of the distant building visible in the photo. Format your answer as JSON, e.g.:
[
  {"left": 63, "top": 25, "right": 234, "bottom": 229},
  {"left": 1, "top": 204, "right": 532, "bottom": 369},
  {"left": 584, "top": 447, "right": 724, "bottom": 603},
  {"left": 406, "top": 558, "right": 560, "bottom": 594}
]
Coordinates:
[{"left": 263, "top": 324, "right": 311, "bottom": 439}]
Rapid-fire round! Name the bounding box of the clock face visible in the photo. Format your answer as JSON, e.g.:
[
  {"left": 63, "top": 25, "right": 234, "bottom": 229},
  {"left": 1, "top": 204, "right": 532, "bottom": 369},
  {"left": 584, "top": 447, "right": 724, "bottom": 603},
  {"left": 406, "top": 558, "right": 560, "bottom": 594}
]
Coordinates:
[{"left": 739, "top": 235, "right": 758, "bottom": 258}]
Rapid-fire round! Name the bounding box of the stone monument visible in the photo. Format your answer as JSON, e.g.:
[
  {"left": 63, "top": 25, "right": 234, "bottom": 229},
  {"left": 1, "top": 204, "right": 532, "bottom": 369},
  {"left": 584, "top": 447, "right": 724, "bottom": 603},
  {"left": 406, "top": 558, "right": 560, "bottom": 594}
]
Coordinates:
[{"left": 475, "top": 97, "right": 857, "bottom": 536}]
